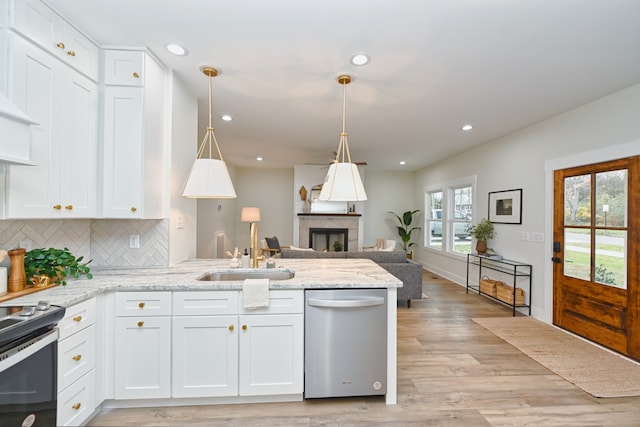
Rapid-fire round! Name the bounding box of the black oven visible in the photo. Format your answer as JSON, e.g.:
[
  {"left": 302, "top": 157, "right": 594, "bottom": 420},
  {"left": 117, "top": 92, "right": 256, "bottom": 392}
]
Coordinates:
[{"left": 0, "top": 303, "right": 65, "bottom": 427}]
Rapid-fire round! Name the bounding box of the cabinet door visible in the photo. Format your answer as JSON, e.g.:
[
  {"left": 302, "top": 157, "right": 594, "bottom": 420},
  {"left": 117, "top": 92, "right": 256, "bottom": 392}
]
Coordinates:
[
  {"left": 103, "top": 50, "right": 144, "bottom": 86},
  {"left": 238, "top": 314, "right": 304, "bottom": 396},
  {"left": 102, "top": 86, "right": 144, "bottom": 217},
  {"left": 114, "top": 316, "right": 171, "bottom": 399},
  {"left": 7, "top": 34, "right": 62, "bottom": 217},
  {"left": 172, "top": 315, "right": 238, "bottom": 397}
]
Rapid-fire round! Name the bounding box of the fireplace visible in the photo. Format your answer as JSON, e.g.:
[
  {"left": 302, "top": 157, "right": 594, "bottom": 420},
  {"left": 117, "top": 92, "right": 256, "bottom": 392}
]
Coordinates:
[{"left": 309, "top": 228, "right": 348, "bottom": 252}]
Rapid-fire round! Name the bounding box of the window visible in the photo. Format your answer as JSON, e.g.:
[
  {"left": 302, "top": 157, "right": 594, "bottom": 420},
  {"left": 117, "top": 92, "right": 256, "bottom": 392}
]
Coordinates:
[{"left": 425, "top": 177, "right": 476, "bottom": 255}]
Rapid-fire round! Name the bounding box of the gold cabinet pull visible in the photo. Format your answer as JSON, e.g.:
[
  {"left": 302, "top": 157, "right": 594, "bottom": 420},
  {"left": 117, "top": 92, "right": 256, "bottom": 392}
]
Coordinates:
[
  {"left": 242, "top": 325, "right": 247, "bottom": 331},
  {"left": 131, "top": 207, "right": 137, "bottom": 212},
  {"left": 138, "top": 302, "right": 145, "bottom": 308},
  {"left": 65, "top": 205, "right": 73, "bottom": 210},
  {"left": 56, "top": 42, "right": 65, "bottom": 49},
  {"left": 53, "top": 204, "right": 62, "bottom": 210},
  {"left": 67, "top": 50, "right": 76, "bottom": 57},
  {"left": 73, "top": 315, "right": 82, "bottom": 322},
  {"left": 72, "top": 403, "right": 81, "bottom": 410},
  {"left": 137, "top": 321, "right": 144, "bottom": 327},
  {"left": 72, "top": 354, "right": 82, "bottom": 362},
  {"left": 133, "top": 72, "right": 140, "bottom": 78},
  {"left": 228, "top": 325, "right": 234, "bottom": 331}
]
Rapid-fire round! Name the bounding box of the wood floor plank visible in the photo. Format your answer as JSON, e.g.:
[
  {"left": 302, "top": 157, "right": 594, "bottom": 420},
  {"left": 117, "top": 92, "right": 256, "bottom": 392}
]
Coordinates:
[{"left": 88, "top": 271, "right": 640, "bottom": 426}]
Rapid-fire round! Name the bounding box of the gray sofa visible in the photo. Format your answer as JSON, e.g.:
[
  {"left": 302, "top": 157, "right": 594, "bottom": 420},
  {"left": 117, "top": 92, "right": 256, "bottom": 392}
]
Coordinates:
[{"left": 280, "top": 249, "right": 423, "bottom": 307}]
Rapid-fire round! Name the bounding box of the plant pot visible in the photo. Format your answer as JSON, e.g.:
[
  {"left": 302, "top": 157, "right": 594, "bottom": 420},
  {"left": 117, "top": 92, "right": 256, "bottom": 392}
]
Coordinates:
[
  {"left": 406, "top": 252, "right": 413, "bottom": 260},
  {"left": 476, "top": 240, "right": 487, "bottom": 255}
]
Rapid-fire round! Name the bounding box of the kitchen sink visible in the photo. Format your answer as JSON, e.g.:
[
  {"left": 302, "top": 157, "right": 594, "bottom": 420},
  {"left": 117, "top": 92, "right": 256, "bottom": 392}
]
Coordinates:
[{"left": 196, "top": 269, "right": 295, "bottom": 281}]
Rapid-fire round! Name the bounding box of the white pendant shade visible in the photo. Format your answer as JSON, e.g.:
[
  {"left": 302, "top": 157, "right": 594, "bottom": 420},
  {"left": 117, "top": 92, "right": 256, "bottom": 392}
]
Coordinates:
[
  {"left": 318, "top": 162, "right": 367, "bottom": 201},
  {"left": 182, "top": 158, "right": 237, "bottom": 199}
]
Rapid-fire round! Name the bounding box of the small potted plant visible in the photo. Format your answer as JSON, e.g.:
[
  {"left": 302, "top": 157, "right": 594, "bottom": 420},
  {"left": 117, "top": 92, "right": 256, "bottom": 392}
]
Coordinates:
[
  {"left": 24, "top": 247, "right": 92, "bottom": 286},
  {"left": 466, "top": 218, "right": 496, "bottom": 254},
  {"left": 389, "top": 210, "right": 421, "bottom": 258},
  {"left": 332, "top": 241, "right": 344, "bottom": 252}
]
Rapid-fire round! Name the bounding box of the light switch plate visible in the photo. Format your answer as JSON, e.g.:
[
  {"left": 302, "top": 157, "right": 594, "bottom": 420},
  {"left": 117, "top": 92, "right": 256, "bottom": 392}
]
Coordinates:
[{"left": 129, "top": 234, "right": 140, "bottom": 249}]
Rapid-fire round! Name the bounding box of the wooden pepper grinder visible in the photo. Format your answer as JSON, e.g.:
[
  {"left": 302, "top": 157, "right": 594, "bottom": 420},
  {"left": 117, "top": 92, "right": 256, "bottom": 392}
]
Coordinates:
[{"left": 8, "top": 248, "right": 26, "bottom": 293}]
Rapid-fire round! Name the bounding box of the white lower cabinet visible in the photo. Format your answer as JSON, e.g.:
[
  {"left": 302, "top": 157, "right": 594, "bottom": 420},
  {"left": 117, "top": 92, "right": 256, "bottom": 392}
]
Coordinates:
[
  {"left": 172, "top": 290, "right": 304, "bottom": 399},
  {"left": 114, "top": 292, "right": 171, "bottom": 399},
  {"left": 57, "top": 298, "right": 97, "bottom": 427}
]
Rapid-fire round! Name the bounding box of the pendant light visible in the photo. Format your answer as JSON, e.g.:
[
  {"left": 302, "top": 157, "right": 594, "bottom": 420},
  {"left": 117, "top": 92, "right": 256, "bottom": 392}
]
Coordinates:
[
  {"left": 318, "top": 74, "right": 367, "bottom": 202},
  {"left": 182, "top": 67, "right": 237, "bottom": 199}
]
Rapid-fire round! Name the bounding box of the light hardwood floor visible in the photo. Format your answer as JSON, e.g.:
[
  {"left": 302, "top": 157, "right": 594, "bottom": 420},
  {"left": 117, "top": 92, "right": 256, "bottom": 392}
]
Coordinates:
[{"left": 87, "top": 272, "right": 640, "bottom": 426}]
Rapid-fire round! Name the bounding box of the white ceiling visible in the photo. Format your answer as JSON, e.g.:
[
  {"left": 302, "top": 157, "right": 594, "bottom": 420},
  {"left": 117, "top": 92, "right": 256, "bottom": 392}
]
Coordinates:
[{"left": 49, "top": 0, "right": 640, "bottom": 171}]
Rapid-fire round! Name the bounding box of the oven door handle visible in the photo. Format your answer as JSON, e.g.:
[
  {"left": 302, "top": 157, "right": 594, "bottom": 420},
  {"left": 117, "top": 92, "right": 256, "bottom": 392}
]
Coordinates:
[{"left": 0, "top": 328, "right": 58, "bottom": 372}]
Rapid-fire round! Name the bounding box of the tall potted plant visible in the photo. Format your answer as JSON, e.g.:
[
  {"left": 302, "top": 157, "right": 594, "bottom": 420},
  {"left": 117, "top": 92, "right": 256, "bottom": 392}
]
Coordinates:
[
  {"left": 466, "top": 218, "right": 496, "bottom": 254},
  {"left": 389, "top": 210, "right": 421, "bottom": 257}
]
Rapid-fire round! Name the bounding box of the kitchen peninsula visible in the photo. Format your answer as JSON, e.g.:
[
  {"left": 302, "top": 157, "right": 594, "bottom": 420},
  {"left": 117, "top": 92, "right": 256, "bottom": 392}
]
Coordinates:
[{"left": 0, "top": 258, "right": 401, "bottom": 426}]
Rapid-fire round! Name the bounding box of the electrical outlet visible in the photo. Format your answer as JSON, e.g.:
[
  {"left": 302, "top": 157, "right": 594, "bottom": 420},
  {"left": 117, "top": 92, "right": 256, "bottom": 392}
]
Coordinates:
[
  {"left": 176, "top": 215, "right": 185, "bottom": 229},
  {"left": 129, "top": 234, "right": 140, "bottom": 249},
  {"left": 520, "top": 231, "right": 529, "bottom": 241}
]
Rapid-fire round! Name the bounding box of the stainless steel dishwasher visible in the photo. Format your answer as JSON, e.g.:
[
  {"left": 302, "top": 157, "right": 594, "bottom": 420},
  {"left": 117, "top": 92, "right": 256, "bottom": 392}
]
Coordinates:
[{"left": 304, "top": 288, "right": 387, "bottom": 398}]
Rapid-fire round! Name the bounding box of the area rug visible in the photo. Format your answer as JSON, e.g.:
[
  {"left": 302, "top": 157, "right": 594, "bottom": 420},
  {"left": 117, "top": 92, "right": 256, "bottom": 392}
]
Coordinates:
[{"left": 472, "top": 316, "right": 640, "bottom": 398}]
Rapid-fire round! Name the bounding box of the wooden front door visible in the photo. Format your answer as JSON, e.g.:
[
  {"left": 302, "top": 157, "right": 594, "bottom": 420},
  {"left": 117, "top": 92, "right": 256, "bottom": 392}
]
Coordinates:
[{"left": 553, "top": 156, "right": 640, "bottom": 361}]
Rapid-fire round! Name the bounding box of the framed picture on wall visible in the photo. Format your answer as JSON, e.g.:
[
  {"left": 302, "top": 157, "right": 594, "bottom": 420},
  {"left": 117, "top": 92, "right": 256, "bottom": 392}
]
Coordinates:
[{"left": 488, "top": 189, "right": 522, "bottom": 224}]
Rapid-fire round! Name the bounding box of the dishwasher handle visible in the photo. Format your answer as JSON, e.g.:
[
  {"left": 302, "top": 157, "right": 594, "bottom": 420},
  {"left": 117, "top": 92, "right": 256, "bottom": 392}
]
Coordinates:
[{"left": 307, "top": 296, "right": 385, "bottom": 308}]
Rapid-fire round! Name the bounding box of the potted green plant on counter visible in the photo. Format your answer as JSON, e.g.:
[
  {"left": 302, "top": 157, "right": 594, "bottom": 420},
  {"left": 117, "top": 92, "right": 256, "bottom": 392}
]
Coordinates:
[
  {"left": 389, "top": 209, "right": 421, "bottom": 258},
  {"left": 24, "top": 247, "right": 92, "bottom": 286},
  {"left": 466, "top": 218, "right": 496, "bottom": 254}
]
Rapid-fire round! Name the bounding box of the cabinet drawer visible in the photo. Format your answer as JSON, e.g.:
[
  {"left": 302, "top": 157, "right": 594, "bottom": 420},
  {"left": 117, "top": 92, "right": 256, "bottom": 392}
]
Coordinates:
[
  {"left": 58, "top": 298, "right": 96, "bottom": 340},
  {"left": 239, "top": 290, "right": 304, "bottom": 315},
  {"left": 173, "top": 291, "right": 239, "bottom": 316},
  {"left": 57, "top": 369, "right": 95, "bottom": 427},
  {"left": 58, "top": 324, "right": 95, "bottom": 392},
  {"left": 103, "top": 49, "right": 145, "bottom": 86},
  {"left": 115, "top": 292, "right": 171, "bottom": 316}
]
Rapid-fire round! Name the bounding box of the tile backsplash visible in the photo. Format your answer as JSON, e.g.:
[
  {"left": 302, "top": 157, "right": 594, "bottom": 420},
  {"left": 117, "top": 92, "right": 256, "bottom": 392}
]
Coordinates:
[{"left": 0, "top": 219, "right": 169, "bottom": 267}]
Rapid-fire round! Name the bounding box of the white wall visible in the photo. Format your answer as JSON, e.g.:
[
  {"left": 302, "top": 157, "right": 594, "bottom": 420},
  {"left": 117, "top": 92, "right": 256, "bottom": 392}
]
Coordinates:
[
  {"left": 414, "top": 83, "right": 640, "bottom": 322},
  {"left": 168, "top": 72, "right": 198, "bottom": 265}
]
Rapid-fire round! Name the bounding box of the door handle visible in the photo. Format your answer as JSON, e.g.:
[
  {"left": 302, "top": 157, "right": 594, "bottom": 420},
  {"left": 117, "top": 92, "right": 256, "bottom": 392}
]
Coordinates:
[{"left": 551, "top": 257, "right": 562, "bottom": 264}]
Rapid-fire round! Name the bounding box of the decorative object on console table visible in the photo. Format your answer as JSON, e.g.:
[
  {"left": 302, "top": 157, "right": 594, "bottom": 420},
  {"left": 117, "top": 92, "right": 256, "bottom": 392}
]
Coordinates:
[
  {"left": 488, "top": 188, "right": 522, "bottom": 224},
  {"left": 466, "top": 217, "right": 496, "bottom": 255},
  {"left": 388, "top": 210, "right": 421, "bottom": 258}
]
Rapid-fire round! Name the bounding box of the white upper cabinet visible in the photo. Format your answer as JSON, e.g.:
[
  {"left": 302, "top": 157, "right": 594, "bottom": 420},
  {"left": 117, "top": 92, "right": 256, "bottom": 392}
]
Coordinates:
[
  {"left": 4, "top": 0, "right": 99, "bottom": 80},
  {"left": 101, "top": 49, "right": 168, "bottom": 219},
  {"left": 4, "top": 33, "right": 97, "bottom": 218}
]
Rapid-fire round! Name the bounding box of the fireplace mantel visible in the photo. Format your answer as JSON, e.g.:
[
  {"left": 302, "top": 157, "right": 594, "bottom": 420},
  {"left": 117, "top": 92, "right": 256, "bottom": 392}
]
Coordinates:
[{"left": 298, "top": 213, "right": 361, "bottom": 217}]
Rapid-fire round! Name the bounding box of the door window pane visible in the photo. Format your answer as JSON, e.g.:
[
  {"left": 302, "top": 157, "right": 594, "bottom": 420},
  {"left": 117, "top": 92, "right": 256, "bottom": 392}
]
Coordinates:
[
  {"left": 564, "top": 227, "right": 590, "bottom": 280},
  {"left": 565, "top": 175, "right": 591, "bottom": 226},
  {"left": 595, "top": 170, "right": 627, "bottom": 228},
  {"left": 595, "top": 230, "right": 627, "bottom": 289}
]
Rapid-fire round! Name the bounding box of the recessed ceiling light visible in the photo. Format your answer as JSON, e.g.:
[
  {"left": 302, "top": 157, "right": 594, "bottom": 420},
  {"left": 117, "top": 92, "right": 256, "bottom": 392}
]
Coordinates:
[
  {"left": 220, "top": 114, "right": 232, "bottom": 122},
  {"left": 166, "top": 43, "right": 188, "bottom": 56},
  {"left": 256, "top": 157, "right": 263, "bottom": 162},
  {"left": 350, "top": 53, "right": 370, "bottom": 66},
  {"left": 400, "top": 161, "right": 406, "bottom": 165},
  {"left": 461, "top": 124, "right": 473, "bottom": 131}
]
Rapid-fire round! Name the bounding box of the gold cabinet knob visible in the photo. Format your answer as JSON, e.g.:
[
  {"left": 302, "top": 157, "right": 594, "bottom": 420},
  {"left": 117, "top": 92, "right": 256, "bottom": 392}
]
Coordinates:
[
  {"left": 242, "top": 325, "right": 247, "bottom": 331},
  {"left": 73, "top": 315, "right": 82, "bottom": 322},
  {"left": 67, "top": 50, "right": 76, "bottom": 57},
  {"left": 72, "top": 403, "right": 81, "bottom": 410},
  {"left": 65, "top": 205, "right": 73, "bottom": 210},
  {"left": 137, "top": 321, "right": 144, "bottom": 327},
  {"left": 72, "top": 354, "right": 82, "bottom": 362},
  {"left": 53, "top": 204, "right": 62, "bottom": 210},
  {"left": 138, "top": 302, "right": 145, "bottom": 308},
  {"left": 228, "top": 325, "right": 234, "bottom": 331},
  {"left": 133, "top": 72, "right": 140, "bottom": 78},
  {"left": 131, "top": 207, "right": 137, "bottom": 212},
  {"left": 56, "top": 42, "right": 65, "bottom": 49}
]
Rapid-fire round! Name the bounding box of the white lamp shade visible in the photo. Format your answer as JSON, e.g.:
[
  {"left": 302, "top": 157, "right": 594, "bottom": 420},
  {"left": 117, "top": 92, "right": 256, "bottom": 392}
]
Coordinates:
[
  {"left": 182, "top": 158, "right": 237, "bottom": 199},
  {"left": 318, "top": 162, "right": 367, "bottom": 201},
  {"left": 241, "top": 207, "right": 261, "bottom": 222}
]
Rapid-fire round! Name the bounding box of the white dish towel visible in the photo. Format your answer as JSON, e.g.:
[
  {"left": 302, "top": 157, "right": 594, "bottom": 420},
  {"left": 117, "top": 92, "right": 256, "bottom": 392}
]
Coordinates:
[{"left": 242, "top": 278, "right": 270, "bottom": 309}]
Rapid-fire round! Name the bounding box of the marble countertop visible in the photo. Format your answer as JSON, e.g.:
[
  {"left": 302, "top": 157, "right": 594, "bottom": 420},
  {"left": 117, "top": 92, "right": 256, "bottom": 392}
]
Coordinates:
[{"left": 0, "top": 258, "right": 402, "bottom": 308}]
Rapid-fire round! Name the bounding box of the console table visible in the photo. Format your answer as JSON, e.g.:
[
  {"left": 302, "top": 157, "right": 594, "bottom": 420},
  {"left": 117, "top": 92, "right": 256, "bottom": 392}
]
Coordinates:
[{"left": 466, "top": 254, "right": 532, "bottom": 316}]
